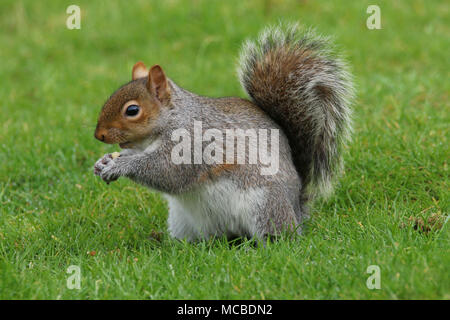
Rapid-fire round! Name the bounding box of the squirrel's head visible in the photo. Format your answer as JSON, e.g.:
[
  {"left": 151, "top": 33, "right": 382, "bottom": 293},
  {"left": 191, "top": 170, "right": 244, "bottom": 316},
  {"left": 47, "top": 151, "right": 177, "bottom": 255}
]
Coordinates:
[{"left": 94, "top": 62, "right": 171, "bottom": 149}]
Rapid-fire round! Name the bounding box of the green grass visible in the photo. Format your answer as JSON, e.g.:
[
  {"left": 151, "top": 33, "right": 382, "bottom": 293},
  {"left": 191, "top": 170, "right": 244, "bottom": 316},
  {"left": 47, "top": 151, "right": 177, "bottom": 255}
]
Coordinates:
[{"left": 0, "top": 0, "right": 448, "bottom": 299}]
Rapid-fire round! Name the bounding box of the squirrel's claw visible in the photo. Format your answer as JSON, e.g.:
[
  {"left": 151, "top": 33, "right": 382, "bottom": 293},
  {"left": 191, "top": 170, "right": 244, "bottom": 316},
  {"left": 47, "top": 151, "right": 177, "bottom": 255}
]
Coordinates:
[{"left": 94, "top": 153, "right": 120, "bottom": 183}]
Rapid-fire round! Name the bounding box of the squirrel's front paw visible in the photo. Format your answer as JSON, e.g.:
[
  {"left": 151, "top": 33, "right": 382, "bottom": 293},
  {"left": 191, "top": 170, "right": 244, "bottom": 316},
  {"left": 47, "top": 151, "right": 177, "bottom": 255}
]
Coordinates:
[{"left": 94, "top": 154, "right": 120, "bottom": 184}]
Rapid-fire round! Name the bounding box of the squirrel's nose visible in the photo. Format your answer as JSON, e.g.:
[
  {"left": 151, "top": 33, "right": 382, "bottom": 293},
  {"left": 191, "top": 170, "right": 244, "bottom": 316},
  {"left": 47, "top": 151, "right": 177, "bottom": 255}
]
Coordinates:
[{"left": 94, "top": 128, "right": 107, "bottom": 142}]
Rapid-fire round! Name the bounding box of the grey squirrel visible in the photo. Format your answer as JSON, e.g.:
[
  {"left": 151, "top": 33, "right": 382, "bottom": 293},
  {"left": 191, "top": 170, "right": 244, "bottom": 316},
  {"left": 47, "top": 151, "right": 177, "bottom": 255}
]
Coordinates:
[{"left": 93, "top": 24, "right": 354, "bottom": 241}]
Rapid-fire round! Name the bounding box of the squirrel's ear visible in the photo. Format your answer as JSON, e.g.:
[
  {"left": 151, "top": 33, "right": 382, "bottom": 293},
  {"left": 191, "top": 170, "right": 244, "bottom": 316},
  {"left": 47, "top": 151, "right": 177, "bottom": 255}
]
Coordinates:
[
  {"left": 147, "top": 65, "right": 170, "bottom": 102},
  {"left": 132, "top": 61, "right": 149, "bottom": 80}
]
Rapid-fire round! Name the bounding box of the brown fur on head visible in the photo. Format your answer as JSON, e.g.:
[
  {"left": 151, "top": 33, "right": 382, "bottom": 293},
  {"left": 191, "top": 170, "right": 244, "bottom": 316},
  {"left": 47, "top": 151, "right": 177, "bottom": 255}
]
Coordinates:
[{"left": 94, "top": 62, "right": 171, "bottom": 149}]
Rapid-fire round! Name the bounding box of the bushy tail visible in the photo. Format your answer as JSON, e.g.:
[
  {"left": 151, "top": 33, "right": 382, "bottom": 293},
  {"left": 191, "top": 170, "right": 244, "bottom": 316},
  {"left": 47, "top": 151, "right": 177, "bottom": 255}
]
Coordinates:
[{"left": 238, "top": 23, "right": 354, "bottom": 198}]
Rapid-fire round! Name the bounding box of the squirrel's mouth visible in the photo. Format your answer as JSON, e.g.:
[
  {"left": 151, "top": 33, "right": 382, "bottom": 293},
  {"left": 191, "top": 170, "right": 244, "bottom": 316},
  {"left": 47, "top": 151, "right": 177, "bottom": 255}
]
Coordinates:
[{"left": 119, "top": 141, "right": 132, "bottom": 149}]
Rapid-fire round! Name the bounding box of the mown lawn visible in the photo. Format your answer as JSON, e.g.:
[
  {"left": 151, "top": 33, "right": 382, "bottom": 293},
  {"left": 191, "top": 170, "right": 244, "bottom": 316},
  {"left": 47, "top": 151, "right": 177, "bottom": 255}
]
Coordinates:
[{"left": 0, "top": 0, "right": 448, "bottom": 299}]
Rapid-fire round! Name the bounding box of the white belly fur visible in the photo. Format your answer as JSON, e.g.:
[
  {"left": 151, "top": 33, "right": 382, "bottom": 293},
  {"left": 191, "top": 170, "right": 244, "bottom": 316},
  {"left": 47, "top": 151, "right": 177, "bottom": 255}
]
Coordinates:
[{"left": 164, "top": 179, "right": 266, "bottom": 241}]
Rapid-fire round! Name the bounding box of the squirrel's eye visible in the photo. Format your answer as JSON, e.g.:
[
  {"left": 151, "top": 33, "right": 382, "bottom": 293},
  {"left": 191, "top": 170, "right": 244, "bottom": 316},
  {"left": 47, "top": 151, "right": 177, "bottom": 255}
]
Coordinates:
[{"left": 125, "top": 105, "right": 140, "bottom": 117}]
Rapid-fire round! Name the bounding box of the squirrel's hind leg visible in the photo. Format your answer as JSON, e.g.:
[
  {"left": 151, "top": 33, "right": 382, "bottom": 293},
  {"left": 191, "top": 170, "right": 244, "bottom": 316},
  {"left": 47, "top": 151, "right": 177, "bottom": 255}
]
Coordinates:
[{"left": 254, "top": 188, "right": 301, "bottom": 238}]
